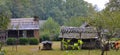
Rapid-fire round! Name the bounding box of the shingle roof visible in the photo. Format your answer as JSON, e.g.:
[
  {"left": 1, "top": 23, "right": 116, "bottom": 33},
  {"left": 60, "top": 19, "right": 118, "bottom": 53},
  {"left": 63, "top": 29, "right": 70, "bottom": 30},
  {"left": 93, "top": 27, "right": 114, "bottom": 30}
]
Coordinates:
[
  {"left": 8, "top": 18, "right": 39, "bottom": 30},
  {"left": 59, "top": 26, "right": 98, "bottom": 39},
  {"left": 60, "top": 26, "right": 97, "bottom": 33}
]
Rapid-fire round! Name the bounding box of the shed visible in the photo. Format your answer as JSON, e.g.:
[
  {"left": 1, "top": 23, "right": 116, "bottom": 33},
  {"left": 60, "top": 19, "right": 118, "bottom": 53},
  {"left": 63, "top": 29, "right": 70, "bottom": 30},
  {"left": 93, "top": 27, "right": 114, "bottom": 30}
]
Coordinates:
[
  {"left": 59, "top": 26, "right": 101, "bottom": 50},
  {"left": 41, "top": 41, "right": 52, "bottom": 50}
]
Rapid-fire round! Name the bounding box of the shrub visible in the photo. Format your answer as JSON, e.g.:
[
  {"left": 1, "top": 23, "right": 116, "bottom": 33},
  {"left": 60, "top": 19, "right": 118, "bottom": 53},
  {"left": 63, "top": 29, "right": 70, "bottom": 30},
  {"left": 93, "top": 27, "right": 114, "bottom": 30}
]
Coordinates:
[
  {"left": 6, "top": 38, "right": 16, "bottom": 45},
  {"left": 53, "top": 34, "right": 60, "bottom": 41},
  {"left": 40, "top": 33, "right": 50, "bottom": 42},
  {"left": 19, "top": 37, "right": 29, "bottom": 45},
  {"left": 29, "top": 38, "right": 39, "bottom": 45}
]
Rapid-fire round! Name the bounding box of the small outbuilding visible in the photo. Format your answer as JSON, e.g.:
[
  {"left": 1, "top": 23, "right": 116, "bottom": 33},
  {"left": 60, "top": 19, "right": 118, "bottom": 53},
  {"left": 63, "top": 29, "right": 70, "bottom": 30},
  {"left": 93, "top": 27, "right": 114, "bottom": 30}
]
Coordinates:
[
  {"left": 41, "top": 41, "right": 52, "bottom": 50},
  {"left": 59, "top": 25, "right": 101, "bottom": 50}
]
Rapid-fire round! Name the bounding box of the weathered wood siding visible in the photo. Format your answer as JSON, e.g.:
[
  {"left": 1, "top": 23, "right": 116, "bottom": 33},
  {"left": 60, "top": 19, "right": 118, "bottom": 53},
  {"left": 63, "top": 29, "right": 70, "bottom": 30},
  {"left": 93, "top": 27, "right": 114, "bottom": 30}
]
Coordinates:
[{"left": 34, "top": 30, "right": 39, "bottom": 40}]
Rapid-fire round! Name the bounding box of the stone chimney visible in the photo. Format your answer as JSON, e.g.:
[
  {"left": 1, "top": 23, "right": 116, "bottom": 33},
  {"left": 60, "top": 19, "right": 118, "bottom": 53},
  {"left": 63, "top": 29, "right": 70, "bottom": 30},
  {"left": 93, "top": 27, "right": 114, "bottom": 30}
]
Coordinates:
[
  {"left": 33, "top": 16, "right": 39, "bottom": 21},
  {"left": 33, "top": 16, "right": 39, "bottom": 26}
]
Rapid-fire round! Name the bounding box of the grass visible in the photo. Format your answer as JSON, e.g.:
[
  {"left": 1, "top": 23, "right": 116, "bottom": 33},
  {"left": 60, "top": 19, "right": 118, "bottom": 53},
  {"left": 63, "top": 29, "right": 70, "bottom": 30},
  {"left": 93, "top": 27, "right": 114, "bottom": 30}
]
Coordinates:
[{"left": 2, "top": 41, "right": 120, "bottom": 55}]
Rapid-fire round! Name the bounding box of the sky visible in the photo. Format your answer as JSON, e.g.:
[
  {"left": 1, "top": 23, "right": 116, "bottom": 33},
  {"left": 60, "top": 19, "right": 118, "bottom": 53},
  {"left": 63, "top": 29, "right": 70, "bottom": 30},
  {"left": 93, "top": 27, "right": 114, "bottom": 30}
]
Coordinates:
[{"left": 84, "top": 0, "right": 109, "bottom": 10}]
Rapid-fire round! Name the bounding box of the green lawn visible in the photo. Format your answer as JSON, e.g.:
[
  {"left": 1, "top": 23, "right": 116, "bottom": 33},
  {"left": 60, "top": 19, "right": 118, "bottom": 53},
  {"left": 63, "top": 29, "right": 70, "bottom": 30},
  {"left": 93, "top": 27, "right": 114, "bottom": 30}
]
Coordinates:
[{"left": 3, "top": 42, "right": 120, "bottom": 55}]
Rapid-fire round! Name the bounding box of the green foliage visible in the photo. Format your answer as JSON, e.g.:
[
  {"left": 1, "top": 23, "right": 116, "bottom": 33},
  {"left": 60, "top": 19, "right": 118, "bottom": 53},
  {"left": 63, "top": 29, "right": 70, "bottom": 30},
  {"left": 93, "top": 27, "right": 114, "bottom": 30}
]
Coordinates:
[
  {"left": 0, "top": 10, "right": 10, "bottom": 30},
  {"left": 19, "top": 37, "right": 29, "bottom": 45},
  {"left": 31, "top": 0, "right": 95, "bottom": 25},
  {"left": 0, "top": 42, "right": 3, "bottom": 51},
  {"left": 42, "top": 17, "right": 60, "bottom": 33},
  {"left": 6, "top": 38, "right": 16, "bottom": 45},
  {"left": 64, "top": 17, "right": 87, "bottom": 27},
  {"left": 104, "top": 0, "right": 120, "bottom": 38},
  {"left": 0, "top": 49, "right": 6, "bottom": 55},
  {"left": 6, "top": 0, "right": 32, "bottom": 18},
  {"left": 64, "top": 0, "right": 94, "bottom": 17},
  {"left": 40, "top": 31, "right": 50, "bottom": 42},
  {"left": 88, "top": 11, "right": 120, "bottom": 39},
  {"left": 0, "top": 0, "right": 96, "bottom": 25},
  {"left": 62, "top": 39, "right": 83, "bottom": 50},
  {"left": 105, "top": 0, "right": 120, "bottom": 11},
  {"left": 52, "top": 34, "right": 60, "bottom": 41},
  {"left": 0, "top": 16, "right": 10, "bottom": 30},
  {"left": 0, "top": 0, "right": 11, "bottom": 30},
  {"left": 0, "top": 41, "right": 5, "bottom": 55},
  {"left": 29, "top": 38, "right": 39, "bottom": 45},
  {"left": 110, "top": 38, "right": 120, "bottom": 41},
  {"left": 41, "top": 17, "right": 60, "bottom": 41},
  {"left": 62, "top": 39, "right": 69, "bottom": 49},
  {"left": 78, "top": 40, "right": 83, "bottom": 45}
]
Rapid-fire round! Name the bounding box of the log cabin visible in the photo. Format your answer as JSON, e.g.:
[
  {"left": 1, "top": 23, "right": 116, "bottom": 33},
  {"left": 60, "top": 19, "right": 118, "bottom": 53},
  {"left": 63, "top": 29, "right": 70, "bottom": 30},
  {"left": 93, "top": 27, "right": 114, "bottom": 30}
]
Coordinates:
[{"left": 7, "top": 18, "right": 39, "bottom": 39}]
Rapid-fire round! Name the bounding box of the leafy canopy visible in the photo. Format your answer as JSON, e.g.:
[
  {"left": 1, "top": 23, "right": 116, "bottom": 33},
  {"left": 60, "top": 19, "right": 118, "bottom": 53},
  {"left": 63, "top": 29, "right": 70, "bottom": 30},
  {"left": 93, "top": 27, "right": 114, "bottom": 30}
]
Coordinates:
[
  {"left": 40, "top": 17, "right": 60, "bottom": 40},
  {"left": 64, "top": 17, "right": 87, "bottom": 27},
  {"left": 88, "top": 11, "right": 120, "bottom": 38}
]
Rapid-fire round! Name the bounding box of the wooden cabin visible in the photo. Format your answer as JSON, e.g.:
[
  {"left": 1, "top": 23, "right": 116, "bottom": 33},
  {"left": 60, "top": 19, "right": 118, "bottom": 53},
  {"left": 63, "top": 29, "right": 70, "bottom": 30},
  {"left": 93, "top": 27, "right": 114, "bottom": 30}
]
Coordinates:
[
  {"left": 59, "top": 26, "right": 101, "bottom": 50},
  {"left": 0, "top": 18, "right": 46, "bottom": 42},
  {"left": 8, "top": 18, "right": 40, "bottom": 39}
]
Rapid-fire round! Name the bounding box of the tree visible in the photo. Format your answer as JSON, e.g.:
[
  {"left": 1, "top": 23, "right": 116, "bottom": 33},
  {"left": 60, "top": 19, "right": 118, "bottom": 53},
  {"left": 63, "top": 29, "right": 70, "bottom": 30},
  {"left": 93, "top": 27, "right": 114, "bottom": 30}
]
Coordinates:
[
  {"left": 0, "top": 4, "right": 10, "bottom": 30},
  {"left": 92, "top": 0, "right": 120, "bottom": 52},
  {"left": 2, "top": 0, "right": 96, "bottom": 25},
  {"left": 41, "top": 17, "right": 60, "bottom": 41},
  {"left": 64, "top": 0, "right": 95, "bottom": 17},
  {"left": 64, "top": 17, "right": 87, "bottom": 27},
  {"left": 88, "top": 11, "right": 120, "bottom": 55},
  {"left": 105, "top": 0, "right": 120, "bottom": 11},
  {"left": 0, "top": 2, "right": 10, "bottom": 53},
  {"left": 104, "top": 0, "right": 120, "bottom": 39},
  {"left": 0, "top": 14, "right": 10, "bottom": 50},
  {"left": 0, "top": 14, "right": 10, "bottom": 30},
  {"left": 0, "top": 0, "right": 96, "bottom": 25},
  {"left": 7, "top": 0, "right": 32, "bottom": 18},
  {"left": 89, "top": 11, "right": 120, "bottom": 41}
]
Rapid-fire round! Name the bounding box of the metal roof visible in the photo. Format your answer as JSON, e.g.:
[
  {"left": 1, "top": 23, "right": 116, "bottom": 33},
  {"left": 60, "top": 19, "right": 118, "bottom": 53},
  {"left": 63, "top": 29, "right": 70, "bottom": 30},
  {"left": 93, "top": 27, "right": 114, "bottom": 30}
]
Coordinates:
[{"left": 8, "top": 18, "right": 39, "bottom": 30}]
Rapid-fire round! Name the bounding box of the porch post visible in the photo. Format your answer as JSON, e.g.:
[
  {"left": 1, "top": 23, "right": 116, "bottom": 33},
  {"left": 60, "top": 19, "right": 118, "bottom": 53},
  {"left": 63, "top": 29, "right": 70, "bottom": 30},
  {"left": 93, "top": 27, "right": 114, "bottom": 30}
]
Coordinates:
[
  {"left": 23, "top": 30, "right": 27, "bottom": 38},
  {"left": 6, "top": 31, "right": 8, "bottom": 40}
]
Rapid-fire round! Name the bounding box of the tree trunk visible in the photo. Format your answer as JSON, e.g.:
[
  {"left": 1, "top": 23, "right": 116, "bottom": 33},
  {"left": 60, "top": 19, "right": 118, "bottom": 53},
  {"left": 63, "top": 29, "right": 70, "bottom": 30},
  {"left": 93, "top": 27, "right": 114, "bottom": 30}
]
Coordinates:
[
  {"left": 101, "top": 50, "right": 104, "bottom": 55},
  {"left": 0, "top": 42, "right": 3, "bottom": 51}
]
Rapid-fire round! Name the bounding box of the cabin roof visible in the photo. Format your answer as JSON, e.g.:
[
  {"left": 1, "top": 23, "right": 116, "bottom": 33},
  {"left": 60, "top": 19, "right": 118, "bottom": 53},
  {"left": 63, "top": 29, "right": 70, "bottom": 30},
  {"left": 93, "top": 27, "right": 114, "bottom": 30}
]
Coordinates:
[
  {"left": 41, "top": 41, "right": 52, "bottom": 44},
  {"left": 59, "top": 26, "right": 98, "bottom": 39},
  {"left": 60, "top": 26, "right": 97, "bottom": 33},
  {"left": 8, "top": 18, "right": 39, "bottom": 30}
]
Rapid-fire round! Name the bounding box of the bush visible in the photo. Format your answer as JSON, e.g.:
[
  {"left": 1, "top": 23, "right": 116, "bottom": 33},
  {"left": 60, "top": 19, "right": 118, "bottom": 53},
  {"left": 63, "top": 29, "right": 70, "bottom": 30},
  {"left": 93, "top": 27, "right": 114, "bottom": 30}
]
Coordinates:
[
  {"left": 6, "top": 38, "right": 16, "bottom": 45},
  {"left": 40, "top": 33, "right": 50, "bottom": 42},
  {"left": 19, "top": 37, "right": 29, "bottom": 45},
  {"left": 53, "top": 34, "right": 60, "bottom": 41},
  {"left": 29, "top": 38, "right": 39, "bottom": 45}
]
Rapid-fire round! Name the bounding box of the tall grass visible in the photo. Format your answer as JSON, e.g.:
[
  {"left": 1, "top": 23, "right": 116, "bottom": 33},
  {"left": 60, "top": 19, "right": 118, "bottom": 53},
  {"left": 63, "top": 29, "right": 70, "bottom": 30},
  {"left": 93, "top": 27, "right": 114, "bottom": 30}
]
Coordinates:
[{"left": 2, "top": 42, "right": 120, "bottom": 55}]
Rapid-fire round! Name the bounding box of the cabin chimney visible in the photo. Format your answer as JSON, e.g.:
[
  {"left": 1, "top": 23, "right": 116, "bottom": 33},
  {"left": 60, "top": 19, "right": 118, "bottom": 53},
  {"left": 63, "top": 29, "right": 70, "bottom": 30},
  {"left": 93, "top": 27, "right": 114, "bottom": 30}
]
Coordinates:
[{"left": 33, "top": 16, "right": 39, "bottom": 21}]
